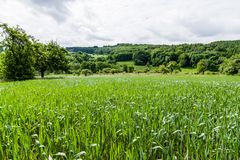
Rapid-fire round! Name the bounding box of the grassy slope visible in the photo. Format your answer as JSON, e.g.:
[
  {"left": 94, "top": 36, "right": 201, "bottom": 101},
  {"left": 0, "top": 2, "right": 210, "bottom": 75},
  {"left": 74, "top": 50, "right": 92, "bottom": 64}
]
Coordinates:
[{"left": 0, "top": 75, "right": 239, "bottom": 159}]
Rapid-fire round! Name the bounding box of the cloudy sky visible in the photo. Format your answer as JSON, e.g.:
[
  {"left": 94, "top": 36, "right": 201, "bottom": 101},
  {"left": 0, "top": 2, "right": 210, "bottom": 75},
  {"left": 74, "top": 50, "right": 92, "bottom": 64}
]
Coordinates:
[{"left": 0, "top": 0, "right": 240, "bottom": 46}]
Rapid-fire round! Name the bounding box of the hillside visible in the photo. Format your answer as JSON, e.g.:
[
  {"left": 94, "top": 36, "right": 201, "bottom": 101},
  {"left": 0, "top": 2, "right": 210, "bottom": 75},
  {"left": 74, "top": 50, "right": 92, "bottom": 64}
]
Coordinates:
[{"left": 66, "top": 40, "right": 240, "bottom": 55}]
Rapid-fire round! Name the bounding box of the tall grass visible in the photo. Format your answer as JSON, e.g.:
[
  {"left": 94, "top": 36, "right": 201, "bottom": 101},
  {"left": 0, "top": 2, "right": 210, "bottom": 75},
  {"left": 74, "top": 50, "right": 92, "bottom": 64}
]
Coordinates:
[{"left": 0, "top": 75, "right": 239, "bottom": 159}]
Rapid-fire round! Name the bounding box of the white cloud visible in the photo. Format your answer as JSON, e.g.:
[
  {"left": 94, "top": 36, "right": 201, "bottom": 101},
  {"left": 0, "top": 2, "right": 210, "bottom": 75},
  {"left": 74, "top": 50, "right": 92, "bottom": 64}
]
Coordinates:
[{"left": 0, "top": 0, "right": 240, "bottom": 46}]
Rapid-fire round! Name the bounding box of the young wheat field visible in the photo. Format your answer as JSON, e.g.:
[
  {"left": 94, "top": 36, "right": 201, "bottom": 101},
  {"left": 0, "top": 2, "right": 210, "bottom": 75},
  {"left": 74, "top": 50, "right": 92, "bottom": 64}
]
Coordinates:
[{"left": 0, "top": 75, "right": 239, "bottom": 159}]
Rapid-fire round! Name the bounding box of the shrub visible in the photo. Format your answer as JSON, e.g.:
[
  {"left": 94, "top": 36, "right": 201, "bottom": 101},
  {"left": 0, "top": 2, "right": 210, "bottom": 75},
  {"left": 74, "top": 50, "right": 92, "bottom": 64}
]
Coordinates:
[
  {"left": 128, "top": 66, "right": 135, "bottom": 73},
  {"left": 102, "top": 68, "right": 112, "bottom": 74},
  {"left": 219, "top": 54, "right": 240, "bottom": 75},
  {"left": 110, "top": 69, "right": 119, "bottom": 74},
  {"left": 81, "top": 69, "right": 92, "bottom": 76},
  {"left": 122, "top": 65, "right": 128, "bottom": 72},
  {"left": 158, "top": 65, "right": 169, "bottom": 74},
  {"left": 197, "top": 59, "right": 208, "bottom": 74}
]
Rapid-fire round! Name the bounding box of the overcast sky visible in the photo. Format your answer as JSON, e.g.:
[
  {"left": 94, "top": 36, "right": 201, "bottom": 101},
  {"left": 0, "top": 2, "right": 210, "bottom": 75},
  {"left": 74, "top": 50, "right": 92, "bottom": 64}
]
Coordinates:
[{"left": 1, "top": 0, "right": 240, "bottom": 47}]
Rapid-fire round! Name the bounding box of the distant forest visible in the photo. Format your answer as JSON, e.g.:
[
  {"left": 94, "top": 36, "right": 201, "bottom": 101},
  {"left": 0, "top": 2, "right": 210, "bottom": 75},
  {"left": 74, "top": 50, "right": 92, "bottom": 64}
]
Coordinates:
[{"left": 66, "top": 41, "right": 240, "bottom": 74}]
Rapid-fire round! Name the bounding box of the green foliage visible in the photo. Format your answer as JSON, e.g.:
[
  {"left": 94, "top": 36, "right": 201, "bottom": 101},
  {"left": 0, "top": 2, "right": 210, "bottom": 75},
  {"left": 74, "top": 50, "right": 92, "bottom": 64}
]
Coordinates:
[
  {"left": 128, "top": 66, "right": 134, "bottom": 73},
  {"left": 46, "top": 41, "right": 69, "bottom": 73},
  {"left": 133, "top": 50, "right": 151, "bottom": 65},
  {"left": 113, "top": 53, "right": 133, "bottom": 61},
  {"left": 219, "top": 54, "right": 240, "bottom": 75},
  {"left": 67, "top": 41, "right": 240, "bottom": 73},
  {"left": 33, "top": 42, "right": 49, "bottom": 78},
  {"left": 0, "top": 24, "right": 35, "bottom": 80},
  {"left": 81, "top": 69, "right": 92, "bottom": 76},
  {"left": 0, "top": 53, "right": 5, "bottom": 79},
  {"left": 95, "top": 56, "right": 106, "bottom": 62},
  {"left": 158, "top": 65, "right": 170, "bottom": 74},
  {"left": 178, "top": 53, "right": 191, "bottom": 67},
  {"left": 122, "top": 64, "right": 128, "bottom": 72},
  {"left": 151, "top": 48, "right": 178, "bottom": 66},
  {"left": 167, "top": 61, "right": 181, "bottom": 73},
  {"left": 102, "top": 67, "right": 112, "bottom": 74},
  {"left": 0, "top": 24, "right": 68, "bottom": 80},
  {"left": 197, "top": 59, "right": 209, "bottom": 74},
  {"left": 33, "top": 41, "right": 69, "bottom": 78},
  {"left": 110, "top": 69, "right": 119, "bottom": 74},
  {"left": 96, "top": 62, "right": 112, "bottom": 71},
  {"left": 81, "top": 62, "right": 97, "bottom": 73}
]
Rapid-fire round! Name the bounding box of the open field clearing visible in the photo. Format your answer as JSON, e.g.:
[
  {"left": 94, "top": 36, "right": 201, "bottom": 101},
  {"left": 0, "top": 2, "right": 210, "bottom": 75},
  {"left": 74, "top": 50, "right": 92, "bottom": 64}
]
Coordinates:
[{"left": 0, "top": 75, "right": 239, "bottom": 159}]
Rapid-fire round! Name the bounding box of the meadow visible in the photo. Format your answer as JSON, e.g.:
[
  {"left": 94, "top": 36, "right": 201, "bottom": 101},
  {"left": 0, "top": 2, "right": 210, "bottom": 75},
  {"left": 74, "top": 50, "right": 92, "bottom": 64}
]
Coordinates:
[{"left": 0, "top": 75, "right": 239, "bottom": 159}]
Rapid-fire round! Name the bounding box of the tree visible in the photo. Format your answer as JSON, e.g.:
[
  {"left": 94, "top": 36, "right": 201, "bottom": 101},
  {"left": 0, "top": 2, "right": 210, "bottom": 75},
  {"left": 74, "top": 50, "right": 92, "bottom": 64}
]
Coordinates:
[
  {"left": 158, "top": 65, "right": 169, "bottom": 74},
  {"left": 219, "top": 54, "right": 240, "bottom": 75},
  {"left": 113, "top": 53, "right": 133, "bottom": 61},
  {"left": 33, "top": 41, "right": 69, "bottom": 78},
  {"left": 167, "top": 61, "right": 181, "bottom": 73},
  {"left": 0, "top": 24, "right": 35, "bottom": 80},
  {"left": 33, "top": 42, "right": 49, "bottom": 78},
  {"left": 81, "top": 61, "right": 97, "bottom": 73},
  {"left": 178, "top": 53, "right": 191, "bottom": 67},
  {"left": 96, "top": 62, "right": 111, "bottom": 72},
  {"left": 46, "top": 41, "right": 69, "bottom": 75},
  {"left": 133, "top": 50, "right": 151, "bottom": 65},
  {"left": 197, "top": 59, "right": 208, "bottom": 74},
  {"left": 81, "top": 69, "right": 92, "bottom": 76}
]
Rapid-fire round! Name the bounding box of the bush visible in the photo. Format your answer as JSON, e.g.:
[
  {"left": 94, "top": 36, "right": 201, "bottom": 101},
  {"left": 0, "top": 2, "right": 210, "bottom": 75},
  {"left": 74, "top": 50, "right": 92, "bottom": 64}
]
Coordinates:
[
  {"left": 128, "top": 66, "right": 135, "bottom": 73},
  {"left": 81, "top": 62, "right": 97, "bottom": 73},
  {"left": 197, "top": 59, "right": 208, "bottom": 74},
  {"left": 219, "top": 54, "right": 240, "bottom": 75},
  {"left": 158, "top": 65, "right": 169, "bottom": 74},
  {"left": 133, "top": 50, "right": 151, "bottom": 65},
  {"left": 81, "top": 69, "right": 92, "bottom": 76},
  {"left": 144, "top": 68, "right": 150, "bottom": 73},
  {"left": 110, "top": 69, "right": 119, "bottom": 74},
  {"left": 122, "top": 65, "right": 128, "bottom": 72},
  {"left": 167, "top": 61, "right": 181, "bottom": 73},
  {"left": 102, "top": 68, "right": 112, "bottom": 74}
]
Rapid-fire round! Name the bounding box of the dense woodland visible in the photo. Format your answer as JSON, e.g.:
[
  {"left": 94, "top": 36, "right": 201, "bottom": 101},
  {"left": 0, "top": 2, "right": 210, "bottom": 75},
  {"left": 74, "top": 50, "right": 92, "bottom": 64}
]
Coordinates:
[
  {"left": 67, "top": 41, "right": 240, "bottom": 75},
  {"left": 0, "top": 24, "right": 240, "bottom": 81}
]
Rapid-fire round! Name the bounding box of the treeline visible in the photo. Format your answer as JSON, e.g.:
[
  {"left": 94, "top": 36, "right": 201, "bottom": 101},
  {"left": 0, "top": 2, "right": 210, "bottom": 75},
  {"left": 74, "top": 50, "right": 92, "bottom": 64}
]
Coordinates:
[
  {"left": 0, "top": 24, "right": 68, "bottom": 80},
  {"left": 1, "top": 23, "right": 240, "bottom": 81},
  {"left": 67, "top": 41, "right": 240, "bottom": 75}
]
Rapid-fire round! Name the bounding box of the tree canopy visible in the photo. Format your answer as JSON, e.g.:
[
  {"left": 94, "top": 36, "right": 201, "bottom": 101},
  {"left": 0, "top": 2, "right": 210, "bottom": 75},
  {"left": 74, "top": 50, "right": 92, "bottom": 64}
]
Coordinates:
[
  {"left": 0, "top": 24, "right": 69, "bottom": 80},
  {"left": 0, "top": 24, "right": 35, "bottom": 80}
]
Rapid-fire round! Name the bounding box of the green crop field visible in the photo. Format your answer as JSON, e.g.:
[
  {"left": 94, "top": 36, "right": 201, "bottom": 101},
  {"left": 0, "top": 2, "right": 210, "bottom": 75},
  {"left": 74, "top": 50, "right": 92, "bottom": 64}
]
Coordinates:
[{"left": 0, "top": 75, "right": 239, "bottom": 159}]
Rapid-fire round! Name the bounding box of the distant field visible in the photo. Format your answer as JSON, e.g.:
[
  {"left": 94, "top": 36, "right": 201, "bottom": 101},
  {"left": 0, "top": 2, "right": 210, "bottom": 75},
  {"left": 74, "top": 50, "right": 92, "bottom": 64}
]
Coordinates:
[
  {"left": 0, "top": 75, "right": 239, "bottom": 159},
  {"left": 181, "top": 68, "right": 197, "bottom": 74}
]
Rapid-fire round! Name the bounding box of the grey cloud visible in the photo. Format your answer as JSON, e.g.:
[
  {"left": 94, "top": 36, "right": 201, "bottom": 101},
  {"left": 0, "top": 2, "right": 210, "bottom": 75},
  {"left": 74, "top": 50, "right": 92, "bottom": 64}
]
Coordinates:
[
  {"left": 86, "top": 34, "right": 113, "bottom": 42},
  {"left": 147, "top": 28, "right": 189, "bottom": 43},
  {"left": 2, "top": 0, "right": 240, "bottom": 46},
  {"left": 25, "top": 0, "right": 74, "bottom": 22},
  {"left": 182, "top": 19, "right": 223, "bottom": 37}
]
